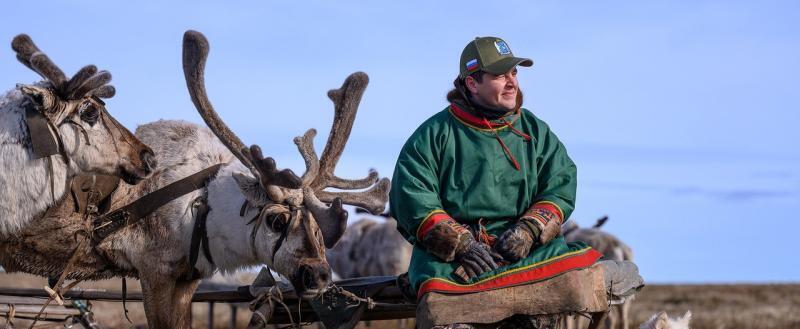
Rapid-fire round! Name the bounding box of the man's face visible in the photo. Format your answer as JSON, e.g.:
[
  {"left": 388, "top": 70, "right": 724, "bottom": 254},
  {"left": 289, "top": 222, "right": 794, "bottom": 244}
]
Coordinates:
[{"left": 465, "top": 67, "right": 519, "bottom": 112}]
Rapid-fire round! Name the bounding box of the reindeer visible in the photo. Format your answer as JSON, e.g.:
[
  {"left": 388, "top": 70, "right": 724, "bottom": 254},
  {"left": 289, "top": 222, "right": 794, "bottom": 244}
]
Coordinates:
[
  {"left": 0, "top": 30, "right": 389, "bottom": 328},
  {"left": 327, "top": 210, "right": 411, "bottom": 278},
  {"left": 638, "top": 311, "right": 691, "bottom": 329},
  {"left": 563, "top": 216, "right": 635, "bottom": 329},
  {"left": 0, "top": 34, "right": 155, "bottom": 236}
]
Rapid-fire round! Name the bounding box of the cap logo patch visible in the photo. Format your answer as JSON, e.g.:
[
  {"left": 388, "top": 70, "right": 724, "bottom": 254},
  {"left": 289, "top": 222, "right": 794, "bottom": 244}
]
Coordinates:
[
  {"left": 466, "top": 58, "right": 479, "bottom": 72},
  {"left": 494, "top": 40, "right": 511, "bottom": 55}
]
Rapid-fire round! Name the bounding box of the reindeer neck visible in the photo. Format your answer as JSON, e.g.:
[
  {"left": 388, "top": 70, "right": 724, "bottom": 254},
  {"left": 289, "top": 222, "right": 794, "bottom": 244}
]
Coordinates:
[{"left": 0, "top": 90, "right": 71, "bottom": 236}]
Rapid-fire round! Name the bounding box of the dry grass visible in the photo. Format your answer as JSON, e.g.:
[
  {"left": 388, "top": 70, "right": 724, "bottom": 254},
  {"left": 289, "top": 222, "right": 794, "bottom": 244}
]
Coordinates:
[
  {"left": 630, "top": 284, "right": 800, "bottom": 329},
  {"left": 0, "top": 273, "right": 797, "bottom": 328}
]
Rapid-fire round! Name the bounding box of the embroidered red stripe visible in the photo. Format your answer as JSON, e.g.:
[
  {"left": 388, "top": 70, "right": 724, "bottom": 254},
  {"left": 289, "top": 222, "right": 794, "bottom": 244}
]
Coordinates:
[
  {"left": 417, "top": 248, "right": 602, "bottom": 299},
  {"left": 533, "top": 202, "right": 563, "bottom": 224},
  {"left": 417, "top": 212, "right": 454, "bottom": 241}
]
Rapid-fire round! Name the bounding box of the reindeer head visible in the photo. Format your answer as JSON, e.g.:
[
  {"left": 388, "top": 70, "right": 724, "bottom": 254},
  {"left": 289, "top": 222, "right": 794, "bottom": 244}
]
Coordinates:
[
  {"left": 11, "top": 34, "right": 155, "bottom": 184},
  {"left": 182, "top": 31, "right": 389, "bottom": 299}
]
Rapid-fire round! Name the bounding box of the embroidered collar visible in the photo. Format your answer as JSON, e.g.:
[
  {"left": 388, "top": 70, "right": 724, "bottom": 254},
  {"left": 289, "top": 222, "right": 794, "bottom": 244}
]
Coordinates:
[
  {"left": 448, "top": 102, "right": 532, "bottom": 171},
  {"left": 448, "top": 102, "right": 521, "bottom": 131}
]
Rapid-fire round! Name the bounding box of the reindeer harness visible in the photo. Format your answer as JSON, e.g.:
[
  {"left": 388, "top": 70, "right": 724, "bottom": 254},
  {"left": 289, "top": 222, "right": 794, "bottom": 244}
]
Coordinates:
[{"left": 90, "top": 164, "right": 223, "bottom": 241}]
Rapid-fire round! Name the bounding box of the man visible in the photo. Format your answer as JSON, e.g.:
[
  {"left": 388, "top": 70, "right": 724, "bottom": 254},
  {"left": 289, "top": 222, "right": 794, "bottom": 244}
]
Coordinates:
[{"left": 390, "top": 37, "right": 603, "bottom": 328}]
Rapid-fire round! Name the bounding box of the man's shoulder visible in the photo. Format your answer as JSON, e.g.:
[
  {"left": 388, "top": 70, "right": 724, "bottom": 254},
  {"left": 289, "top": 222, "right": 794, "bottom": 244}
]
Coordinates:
[
  {"left": 400, "top": 106, "right": 454, "bottom": 150},
  {"left": 520, "top": 107, "right": 553, "bottom": 131},
  {"left": 409, "top": 106, "right": 454, "bottom": 136},
  {"left": 422, "top": 106, "right": 455, "bottom": 126}
]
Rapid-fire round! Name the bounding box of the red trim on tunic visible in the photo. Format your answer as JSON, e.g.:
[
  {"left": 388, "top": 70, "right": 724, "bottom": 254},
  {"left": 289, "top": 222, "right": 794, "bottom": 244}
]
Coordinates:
[
  {"left": 450, "top": 103, "right": 515, "bottom": 129},
  {"left": 533, "top": 202, "right": 564, "bottom": 224},
  {"left": 417, "top": 248, "right": 602, "bottom": 299},
  {"left": 417, "top": 213, "right": 455, "bottom": 241}
]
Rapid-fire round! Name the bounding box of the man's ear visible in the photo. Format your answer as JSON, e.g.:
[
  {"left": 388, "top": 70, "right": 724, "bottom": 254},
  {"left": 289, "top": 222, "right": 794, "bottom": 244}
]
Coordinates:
[
  {"left": 17, "top": 84, "right": 56, "bottom": 110},
  {"left": 464, "top": 76, "right": 479, "bottom": 94}
]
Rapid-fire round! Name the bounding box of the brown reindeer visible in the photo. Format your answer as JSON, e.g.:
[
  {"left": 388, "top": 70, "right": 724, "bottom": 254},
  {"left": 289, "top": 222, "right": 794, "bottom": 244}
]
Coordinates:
[
  {"left": 0, "top": 30, "right": 389, "bottom": 328},
  {"left": 0, "top": 34, "right": 155, "bottom": 236}
]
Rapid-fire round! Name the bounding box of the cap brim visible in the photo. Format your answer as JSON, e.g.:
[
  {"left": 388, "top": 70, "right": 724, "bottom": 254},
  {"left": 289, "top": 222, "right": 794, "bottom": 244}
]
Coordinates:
[{"left": 482, "top": 57, "right": 534, "bottom": 75}]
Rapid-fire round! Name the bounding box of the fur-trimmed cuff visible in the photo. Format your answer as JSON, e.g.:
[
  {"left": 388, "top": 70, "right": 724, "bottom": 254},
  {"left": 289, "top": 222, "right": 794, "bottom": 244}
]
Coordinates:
[
  {"left": 420, "top": 219, "right": 471, "bottom": 262},
  {"left": 524, "top": 201, "right": 564, "bottom": 225}
]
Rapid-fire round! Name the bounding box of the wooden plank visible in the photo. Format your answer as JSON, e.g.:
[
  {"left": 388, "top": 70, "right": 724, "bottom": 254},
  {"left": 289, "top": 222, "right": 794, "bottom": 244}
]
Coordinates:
[{"left": 416, "top": 266, "right": 609, "bottom": 328}]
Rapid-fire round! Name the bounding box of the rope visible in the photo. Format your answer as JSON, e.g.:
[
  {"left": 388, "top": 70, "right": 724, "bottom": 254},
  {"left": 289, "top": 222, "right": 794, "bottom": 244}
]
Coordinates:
[
  {"left": 481, "top": 117, "right": 522, "bottom": 171},
  {"left": 474, "top": 218, "right": 497, "bottom": 246},
  {"left": 28, "top": 279, "right": 83, "bottom": 329},
  {"left": 4, "top": 303, "right": 14, "bottom": 328},
  {"left": 28, "top": 226, "right": 91, "bottom": 328},
  {"left": 327, "top": 284, "right": 376, "bottom": 310},
  {"left": 249, "top": 285, "right": 296, "bottom": 327},
  {"left": 246, "top": 204, "right": 299, "bottom": 262}
]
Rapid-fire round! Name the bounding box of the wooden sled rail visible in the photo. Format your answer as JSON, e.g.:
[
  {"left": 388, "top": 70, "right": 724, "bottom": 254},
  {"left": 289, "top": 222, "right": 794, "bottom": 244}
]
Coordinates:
[
  {"left": 0, "top": 275, "right": 417, "bottom": 325},
  {"left": 0, "top": 278, "right": 408, "bottom": 304},
  {"left": 0, "top": 269, "right": 616, "bottom": 328}
]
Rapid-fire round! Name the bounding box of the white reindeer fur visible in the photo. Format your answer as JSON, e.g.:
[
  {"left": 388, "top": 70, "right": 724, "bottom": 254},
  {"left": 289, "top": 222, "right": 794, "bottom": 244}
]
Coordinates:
[
  {"left": 0, "top": 88, "right": 91, "bottom": 235},
  {"left": 638, "top": 311, "right": 691, "bottom": 329},
  {"left": 119, "top": 120, "right": 301, "bottom": 279}
]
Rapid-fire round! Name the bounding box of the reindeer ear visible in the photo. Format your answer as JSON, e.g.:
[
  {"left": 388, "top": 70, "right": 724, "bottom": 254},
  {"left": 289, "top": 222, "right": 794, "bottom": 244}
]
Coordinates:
[
  {"left": 674, "top": 311, "right": 692, "bottom": 328},
  {"left": 655, "top": 311, "right": 670, "bottom": 329},
  {"left": 640, "top": 311, "right": 668, "bottom": 329},
  {"left": 233, "top": 172, "right": 269, "bottom": 206},
  {"left": 17, "top": 84, "right": 56, "bottom": 110}
]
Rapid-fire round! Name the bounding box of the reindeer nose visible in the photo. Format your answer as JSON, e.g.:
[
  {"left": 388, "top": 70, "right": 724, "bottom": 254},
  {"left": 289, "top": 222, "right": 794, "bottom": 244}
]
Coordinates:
[
  {"left": 140, "top": 149, "right": 157, "bottom": 174},
  {"left": 298, "top": 263, "right": 331, "bottom": 293}
]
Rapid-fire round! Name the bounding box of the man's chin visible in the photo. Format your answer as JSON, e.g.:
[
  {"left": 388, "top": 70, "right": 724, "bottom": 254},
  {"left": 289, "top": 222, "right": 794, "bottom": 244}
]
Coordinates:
[{"left": 499, "top": 99, "right": 517, "bottom": 111}]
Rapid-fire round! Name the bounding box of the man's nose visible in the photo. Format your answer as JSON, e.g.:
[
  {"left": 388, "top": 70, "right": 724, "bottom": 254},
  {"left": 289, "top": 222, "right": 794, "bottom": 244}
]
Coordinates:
[{"left": 506, "top": 75, "right": 518, "bottom": 88}]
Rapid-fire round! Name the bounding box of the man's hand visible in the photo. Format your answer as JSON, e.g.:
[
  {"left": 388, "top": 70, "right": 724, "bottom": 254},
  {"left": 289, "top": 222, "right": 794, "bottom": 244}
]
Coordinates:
[
  {"left": 494, "top": 218, "right": 540, "bottom": 262},
  {"left": 494, "top": 217, "right": 563, "bottom": 262},
  {"left": 453, "top": 236, "right": 500, "bottom": 281}
]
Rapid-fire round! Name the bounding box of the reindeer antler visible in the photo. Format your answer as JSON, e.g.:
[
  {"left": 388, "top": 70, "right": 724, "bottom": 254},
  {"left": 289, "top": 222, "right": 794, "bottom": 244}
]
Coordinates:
[
  {"left": 297, "top": 72, "right": 391, "bottom": 247},
  {"left": 12, "top": 34, "right": 115, "bottom": 100},
  {"left": 12, "top": 34, "right": 67, "bottom": 89},
  {"left": 182, "top": 30, "right": 301, "bottom": 191}
]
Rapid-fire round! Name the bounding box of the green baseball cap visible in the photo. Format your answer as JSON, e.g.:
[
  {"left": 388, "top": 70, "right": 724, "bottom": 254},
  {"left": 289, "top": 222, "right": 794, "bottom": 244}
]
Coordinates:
[{"left": 459, "top": 36, "right": 533, "bottom": 78}]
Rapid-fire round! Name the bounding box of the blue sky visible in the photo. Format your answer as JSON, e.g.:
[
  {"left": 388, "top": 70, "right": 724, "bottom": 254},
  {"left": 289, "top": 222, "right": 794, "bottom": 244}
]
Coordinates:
[{"left": 1, "top": 1, "right": 798, "bottom": 283}]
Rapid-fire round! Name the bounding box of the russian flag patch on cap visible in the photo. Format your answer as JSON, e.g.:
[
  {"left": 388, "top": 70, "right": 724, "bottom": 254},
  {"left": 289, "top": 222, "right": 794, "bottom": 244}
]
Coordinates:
[{"left": 466, "top": 58, "right": 479, "bottom": 71}]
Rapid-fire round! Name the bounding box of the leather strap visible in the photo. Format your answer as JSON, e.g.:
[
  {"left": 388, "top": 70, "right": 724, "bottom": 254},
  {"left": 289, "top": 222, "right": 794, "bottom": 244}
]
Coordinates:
[
  {"left": 71, "top": 175, "right": 120, "bottom": 215},
  {"left": 245, "top": 204, "right": 295, "bottom": 262},
  {"left": 24, "top": 102, "right": 60, "bottom": 159},
  {"left": 92, "top": 163, "right": 223, "bottom": 242},
  {"left": 187, "top": 196, "right": 214, "bottom": 281}
]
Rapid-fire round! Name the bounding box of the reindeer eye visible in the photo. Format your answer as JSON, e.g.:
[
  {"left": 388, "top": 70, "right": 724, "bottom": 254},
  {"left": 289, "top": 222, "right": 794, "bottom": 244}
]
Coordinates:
[
  {"left": 266, "top": 213, "right": 289, "bottom": 232},
  {"left": 274, "top": 218, "right": 289, "bottom": 231},
  {"left": 78, "top": 101, "right": 100, "bottom": 126}
]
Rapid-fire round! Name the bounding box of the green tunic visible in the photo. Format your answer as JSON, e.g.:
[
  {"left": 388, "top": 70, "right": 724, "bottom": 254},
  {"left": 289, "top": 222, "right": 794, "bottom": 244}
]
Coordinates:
[{"left": 390, "top": 104, "right": 599, "bottom": 296}]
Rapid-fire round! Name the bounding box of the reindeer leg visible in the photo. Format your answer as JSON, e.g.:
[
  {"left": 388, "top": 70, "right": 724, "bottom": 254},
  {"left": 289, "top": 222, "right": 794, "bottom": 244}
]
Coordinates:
[
  {"left": 587, "top": 312, "right": 607, "bottom": 329},
  {"left": 172, "top": 279, "right": 201, "bottom": 329},
  {"left": 140, "top": 276, "right": 178, "bottom": 329},
  {"left": 620, "top": 300, "right": 631, "bottom": 329}
]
